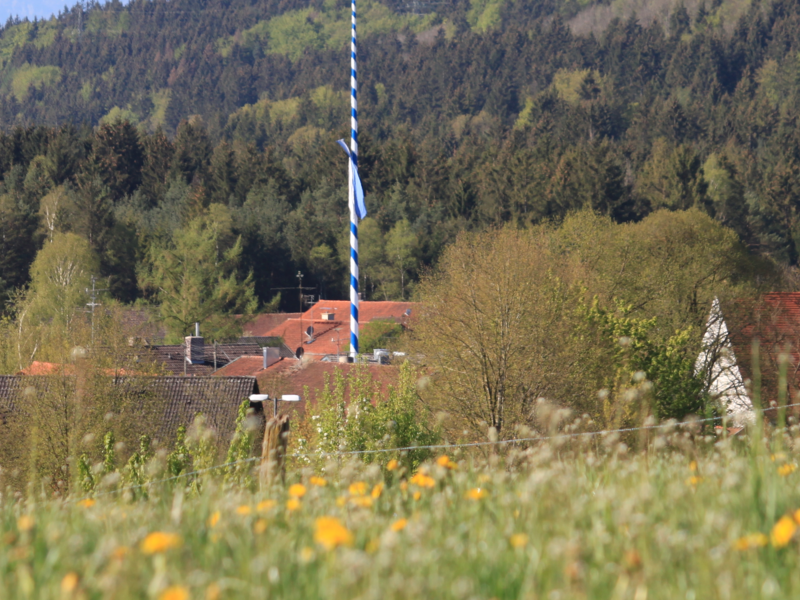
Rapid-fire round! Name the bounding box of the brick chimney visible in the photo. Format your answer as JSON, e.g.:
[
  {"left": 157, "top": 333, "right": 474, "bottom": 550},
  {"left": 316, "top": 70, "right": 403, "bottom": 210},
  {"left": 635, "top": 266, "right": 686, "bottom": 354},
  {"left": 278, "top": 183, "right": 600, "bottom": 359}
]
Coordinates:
[{"left": 185, "top": 322, "right": 204, "bottom": 365}]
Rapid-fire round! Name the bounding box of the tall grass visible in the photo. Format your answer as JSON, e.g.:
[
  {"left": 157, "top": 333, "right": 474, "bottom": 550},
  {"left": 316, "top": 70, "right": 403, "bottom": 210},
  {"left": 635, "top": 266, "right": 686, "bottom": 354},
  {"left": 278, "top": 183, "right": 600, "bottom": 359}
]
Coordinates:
[{"left": 3, "top": 430, "right": 800, "bottom": 599}]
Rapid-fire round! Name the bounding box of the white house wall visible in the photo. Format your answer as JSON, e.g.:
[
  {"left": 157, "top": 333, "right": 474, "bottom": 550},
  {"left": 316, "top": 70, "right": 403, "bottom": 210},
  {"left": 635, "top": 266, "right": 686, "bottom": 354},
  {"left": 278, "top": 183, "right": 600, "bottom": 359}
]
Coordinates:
[{"left": 695, "top": 297, "right": 753, "bottom": 424}]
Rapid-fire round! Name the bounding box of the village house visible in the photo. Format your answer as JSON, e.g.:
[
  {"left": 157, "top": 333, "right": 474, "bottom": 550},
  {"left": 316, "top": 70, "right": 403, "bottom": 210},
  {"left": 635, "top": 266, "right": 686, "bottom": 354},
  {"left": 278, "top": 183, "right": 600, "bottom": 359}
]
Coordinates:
[
  {"left": 698, "top": 293, "right": 800, "bottom": 425},
  {"left": 261, "top": 300, "right": 416, "bottom": 360},
  {"left": 212, "top": 354, "right": 400, "bottom": 418}
]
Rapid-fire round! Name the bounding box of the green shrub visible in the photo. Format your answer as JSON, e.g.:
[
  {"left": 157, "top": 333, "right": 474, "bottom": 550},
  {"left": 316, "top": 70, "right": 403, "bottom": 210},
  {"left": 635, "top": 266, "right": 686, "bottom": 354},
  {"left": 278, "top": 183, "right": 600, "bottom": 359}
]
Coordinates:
[{"left": 298, "top": 361, "right": 439, "bottom": 472}]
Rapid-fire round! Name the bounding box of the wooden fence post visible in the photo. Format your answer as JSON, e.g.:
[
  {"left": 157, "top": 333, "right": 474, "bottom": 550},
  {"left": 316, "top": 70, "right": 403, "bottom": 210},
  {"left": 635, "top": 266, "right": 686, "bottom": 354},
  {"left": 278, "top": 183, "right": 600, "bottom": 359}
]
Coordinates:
[{"left": 260, "top": 414, "right": 290, "bottom": 488}]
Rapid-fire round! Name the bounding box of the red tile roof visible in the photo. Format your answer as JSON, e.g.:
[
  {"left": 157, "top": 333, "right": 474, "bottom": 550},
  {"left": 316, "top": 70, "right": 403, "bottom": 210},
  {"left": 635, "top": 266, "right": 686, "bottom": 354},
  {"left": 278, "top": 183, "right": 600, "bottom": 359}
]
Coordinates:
[
  {"left": 211, "top": 355, "right": 275, "bottom": 378},
  {"left": 254, "top": 359, "right": 400, "bottom": 416},
  {"left": 262, "top": 301, "right": 416, "bottom": 359},
  {"left": 723, "top": 293, "right": 800, "bottom": 412},
  {"left": 212, "top": 355, "right": 400, "bottom": 416},
  {"left": 18, "top": 361, "right": 142, "bottom": 376},
  {"left": 242, "top": 313, "right": 302, "bottom": 337}
]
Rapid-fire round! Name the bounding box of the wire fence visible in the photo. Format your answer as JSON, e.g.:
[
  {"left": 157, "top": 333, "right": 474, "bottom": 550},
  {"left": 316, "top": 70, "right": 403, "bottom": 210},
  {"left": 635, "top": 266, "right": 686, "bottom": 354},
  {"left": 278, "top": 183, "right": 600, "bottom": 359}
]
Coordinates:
[{"left": 75, "top": 400, "right": 800, "bottom": 502}]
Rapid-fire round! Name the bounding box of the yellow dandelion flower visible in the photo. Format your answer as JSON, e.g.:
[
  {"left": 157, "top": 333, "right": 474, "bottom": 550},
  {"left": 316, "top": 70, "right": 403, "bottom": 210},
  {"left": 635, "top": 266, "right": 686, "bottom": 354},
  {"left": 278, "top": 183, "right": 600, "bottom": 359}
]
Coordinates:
[
  {"left": 733, "top": 533, "right": 769, "bottom": 551},
  {"left": 309, "top": 476, "right": 327, "bottom": 487},
  {"left": 140, "top": 532, "right": 183, "bottom": 555},
  {"left": 235, "top": 505, "right": 252, "bottom": 516},
  {"left": 466, "top": 488, "right": 488, "bottom": 500},
  {"left": 257, "top": 500, "right": 276, "bottom": 512},
  {"left": 207, "top": 511, "right": 221, "bottom": 528},
  {"left": 314, "top": 517, "right": 353, "bottom": 550},
  {"left": 510, "top": 533, "right": 529, "bottom": 548},
  {"left": 478, "top": 474, "right": 491, "bottom": 484},
  {"left": 689, "top": 460, "right": 698, "bottom": 472},
  {"left": 412, "top": 491, "right": 421, "bottom": 501},
  {"left": 350, "top": 495, "right": 373, "bottom": 508},
  {"left": 336, "top": 496, "right": 347, "bottom": 507},
  {"left": 436, "top": 455, "right": 457, "bottom": 470},
  {"left": 206, "top": 582, "right": 221, "bottom": 600},
  {"left": 254, "top": 519, "right": 268, "bottom": 534},
  {"left": 778, "top": 463, "right": 797, "bottom": 476},
  {"left": 409, "top": 473, "right": 435, "bottom": 488},
  {"left": 61, "top": 572, "right": 79, "bottom": 593},
  {"left": 771, "top": 516, "right": 797, "bottom": 548},
  {"left": 111, "top": 546, "right": 129, "bottom": 561},
  {"left": 17, "top": 515, "right": 34, "bottom": 532},
  {"left": 371, "top": 483, "right": 384, "bottom": 499},
  {"left": 794, "top": 509, "right": 800, "bottom": 525},
  {"left": 287, "top": 498, "right": 301, "bottom": 512},
  {"left": 772, "top": 452, "right": 787, "bottom": 462},
  {"left": 77, "top": 499, "right": 95, "bottom": 508},
  {"left": 390, "top": 518, "right": 408, "bottom": 532},
  {"left": 686, "top": 476, "right": 703, "bottom": 486},
  {"left": 399, "top": 481, "right": 408, "bottom": 492},
  {"left": 299, "top": 546, "right": 315, "bottom": 563},
  {"left": 289, "top": 483, "right": 307, "bottom": 498},
  {"left": 624, "top": 549, "right": 642, "bottom": 570},
  {"left": 387, "top": 459, "right": 399, "bottom": 471},
  {"left": 159, "top": 586, "right": 189, "bottom": 600},
  {"left": 349, "top": 481, "right": 367, "bottom": 496}
]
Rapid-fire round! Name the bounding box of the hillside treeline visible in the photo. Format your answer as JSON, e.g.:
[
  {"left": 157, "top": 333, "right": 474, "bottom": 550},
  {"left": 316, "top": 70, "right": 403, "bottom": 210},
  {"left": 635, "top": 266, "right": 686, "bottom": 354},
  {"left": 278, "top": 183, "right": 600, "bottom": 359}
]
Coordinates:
[{"left": 2, "top": 0, "right": 800, "bottom": 319}]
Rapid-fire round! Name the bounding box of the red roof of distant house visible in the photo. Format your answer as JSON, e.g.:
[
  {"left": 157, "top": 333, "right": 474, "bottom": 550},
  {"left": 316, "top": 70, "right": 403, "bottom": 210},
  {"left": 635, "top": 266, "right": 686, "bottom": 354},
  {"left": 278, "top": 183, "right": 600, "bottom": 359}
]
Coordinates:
[
  {"left": 19, "top": 361, "right": 68, "bottom": 376},
  {"left": 260, "top": 359, "right": 399, "bottom": 415},
  {"left": 18, "top": 361, "right": 141, "bottom": 377},
  {"left": 242, "top": 313, "right": 301, "bottom": 337},
  {"left": 212, "top": 355, "right": 272, "bottom": 378},
  {"left": 262, "top": 301, "right": 416, "bottom": 359},
  {"left": 722, "top": 293, "right": 800, "bottom": 410},
  {"left": 212, "top": 355, "right": 400, "bottom": 416}
]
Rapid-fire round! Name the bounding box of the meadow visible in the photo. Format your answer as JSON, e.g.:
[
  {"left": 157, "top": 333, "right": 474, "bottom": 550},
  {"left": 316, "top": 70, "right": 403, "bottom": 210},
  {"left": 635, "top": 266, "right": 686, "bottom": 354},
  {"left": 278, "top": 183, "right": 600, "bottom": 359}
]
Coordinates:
[{"left": 2, "top": 428, "right": 800, "bottom": 600}]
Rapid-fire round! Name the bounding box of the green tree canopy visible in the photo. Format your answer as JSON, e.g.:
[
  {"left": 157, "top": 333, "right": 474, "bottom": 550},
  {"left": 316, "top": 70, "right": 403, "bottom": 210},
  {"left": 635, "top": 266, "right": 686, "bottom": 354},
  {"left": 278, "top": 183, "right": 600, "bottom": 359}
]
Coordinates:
[
  {"left": 26, "top": 232, "right": 99, "bottom": 330},
  {"left": 139, "top": 205, "right": 257, "bottom": 341}
]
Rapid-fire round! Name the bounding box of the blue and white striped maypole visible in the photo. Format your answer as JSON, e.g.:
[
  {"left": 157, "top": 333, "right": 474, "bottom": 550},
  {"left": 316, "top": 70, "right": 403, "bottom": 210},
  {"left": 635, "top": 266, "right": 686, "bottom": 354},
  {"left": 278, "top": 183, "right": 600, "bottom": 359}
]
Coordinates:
[
  {"left": 338, "top": 0, "right": 367, "bottom": 358},
  {"left": 350, "top": 0, "right": 359, "bottom": 358}
]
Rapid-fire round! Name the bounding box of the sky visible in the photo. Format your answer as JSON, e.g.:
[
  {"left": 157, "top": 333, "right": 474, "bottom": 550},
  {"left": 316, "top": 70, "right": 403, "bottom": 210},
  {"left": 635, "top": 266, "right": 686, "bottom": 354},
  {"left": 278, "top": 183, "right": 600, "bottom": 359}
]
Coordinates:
[
  {"left": 3, "top": 1, "right": 73, "bottom": 23},
  {"left": 2, "top": 1, "right": 130, "bottom": 24}
]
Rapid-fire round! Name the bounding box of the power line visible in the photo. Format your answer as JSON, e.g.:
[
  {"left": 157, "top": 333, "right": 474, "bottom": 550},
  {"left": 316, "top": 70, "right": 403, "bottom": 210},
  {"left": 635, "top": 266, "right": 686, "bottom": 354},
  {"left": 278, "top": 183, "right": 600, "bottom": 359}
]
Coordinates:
[{"left": 75, "top": 401, "right": 791, "bottom": 502}]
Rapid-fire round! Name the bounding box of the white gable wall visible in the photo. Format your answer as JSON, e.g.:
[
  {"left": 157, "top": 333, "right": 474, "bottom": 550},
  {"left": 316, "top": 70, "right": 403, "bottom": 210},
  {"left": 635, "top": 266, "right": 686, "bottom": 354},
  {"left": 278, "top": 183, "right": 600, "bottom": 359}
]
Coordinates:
[{"left": 695, "top": 297, "right": 753, "bottom": 424}]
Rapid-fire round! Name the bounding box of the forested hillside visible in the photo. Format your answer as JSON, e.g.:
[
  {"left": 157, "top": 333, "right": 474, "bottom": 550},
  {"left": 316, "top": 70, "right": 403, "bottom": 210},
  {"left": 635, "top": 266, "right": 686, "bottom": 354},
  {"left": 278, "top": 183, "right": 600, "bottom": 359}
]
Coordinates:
[{"left": 1, "top": 0, "right": 800, "bottom": 318}]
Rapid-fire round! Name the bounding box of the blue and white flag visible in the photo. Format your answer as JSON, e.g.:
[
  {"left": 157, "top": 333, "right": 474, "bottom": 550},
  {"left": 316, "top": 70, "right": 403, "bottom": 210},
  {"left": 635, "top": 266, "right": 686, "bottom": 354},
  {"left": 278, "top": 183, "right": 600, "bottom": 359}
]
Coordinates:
[{"left": 337, "top": 139, "right": 367, "bottom": 220}]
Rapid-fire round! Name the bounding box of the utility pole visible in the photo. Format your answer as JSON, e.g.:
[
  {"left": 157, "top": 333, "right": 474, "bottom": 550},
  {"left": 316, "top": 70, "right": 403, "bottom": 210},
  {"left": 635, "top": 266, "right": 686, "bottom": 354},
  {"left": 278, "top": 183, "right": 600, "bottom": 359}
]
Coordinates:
[
  {"left": 269, "top": 272, "right": 315, "bottom": 355},
  {"left": 85, "top": 276, "right": 108, "bottom": 347},
  {"left": 297, "top": 271, "right": 304, "bottom": 312},
  {"left": 297, "top": 271, "right": 304, "bottom": 348}
]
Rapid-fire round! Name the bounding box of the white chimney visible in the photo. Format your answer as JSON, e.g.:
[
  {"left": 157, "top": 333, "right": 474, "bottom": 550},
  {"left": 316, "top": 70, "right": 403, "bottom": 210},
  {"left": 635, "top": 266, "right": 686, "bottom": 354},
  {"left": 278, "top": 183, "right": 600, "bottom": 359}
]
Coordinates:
[
  {"left": 262, "top": 346, "right": 280, "bottom": 369},
  {"left": 185, "top": 323, "right": 204, "bottom": 364}
]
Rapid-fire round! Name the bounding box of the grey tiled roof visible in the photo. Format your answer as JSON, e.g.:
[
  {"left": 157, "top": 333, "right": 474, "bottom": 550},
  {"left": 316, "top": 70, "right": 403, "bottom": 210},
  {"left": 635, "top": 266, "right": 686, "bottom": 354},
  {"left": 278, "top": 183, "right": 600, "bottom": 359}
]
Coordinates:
[
  {"left": 0, "top": 375, "right": 260, "bottom": 445},
  {"left": 235, "top": 338, "right": 296, "bottom": 358},
  {"left": 147, "top": 343, "right": 265, "bottom": 375},
  {"left": 113, "top": 376, "right": 261, "bottom": 443}
]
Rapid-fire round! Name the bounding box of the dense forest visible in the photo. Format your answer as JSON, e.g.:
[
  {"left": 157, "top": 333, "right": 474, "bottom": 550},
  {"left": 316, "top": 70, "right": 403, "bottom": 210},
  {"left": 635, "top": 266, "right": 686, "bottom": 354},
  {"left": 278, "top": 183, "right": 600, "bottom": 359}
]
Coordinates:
[{"left": 1, "top": 0, "right": 800, "bottom": 322}]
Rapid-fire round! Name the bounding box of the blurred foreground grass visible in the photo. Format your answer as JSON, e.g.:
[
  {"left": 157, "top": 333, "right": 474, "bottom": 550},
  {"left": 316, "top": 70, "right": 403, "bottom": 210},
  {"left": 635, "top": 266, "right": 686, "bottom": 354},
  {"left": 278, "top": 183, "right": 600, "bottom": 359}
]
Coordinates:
[{"left": 3, "top": 435, "right": 800, "bottom": 599}]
